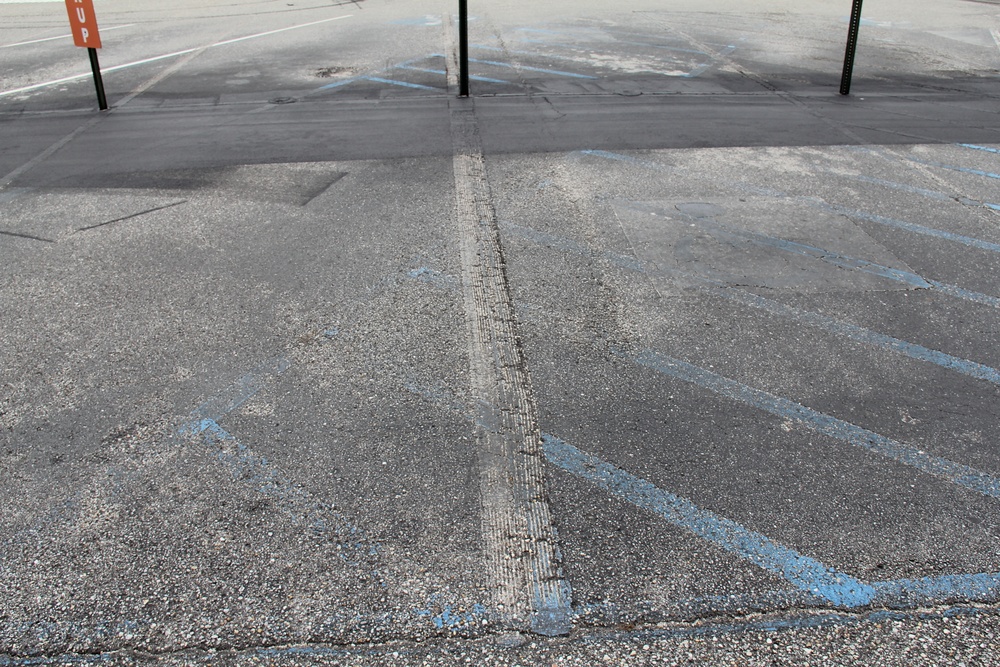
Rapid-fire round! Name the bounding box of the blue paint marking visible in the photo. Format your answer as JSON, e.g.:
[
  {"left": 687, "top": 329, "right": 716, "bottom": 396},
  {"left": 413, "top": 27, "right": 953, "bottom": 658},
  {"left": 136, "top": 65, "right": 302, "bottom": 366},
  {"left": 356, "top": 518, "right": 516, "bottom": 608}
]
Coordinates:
[
  {"left": 873, "top": 572, "right": 1000, "bottom": 604},
  {"left": 682, "top": 220, "right": 933, "bottom": 289},
  {"left": 395, "top": 64, "right": 509, "bottom": 84},
  {"left": 315, "top": 76, "right": 363, "bottom": 90},
  {"left": 824, "top": 203, "right": 1000, "bottom": 254},
  {"left": 848, "top": 174, "right": 954, "bottom": 202},
  {"left": 178, "top": 419, "right": 374, "bottom": 555},
  {"left": 685, "top": 219, "right": 1000, "bottom": 309},
  {"left": 542, "top": 434, "right": 876, "bottom": 607},
  {"left": 415, "top": 602, "right": 489, "bottom": 630},
  {"left": 913, "top": 159, "right": 1000, "bottom": 181},
  {"left": 188, "top": 356, "right": 290, "bottom": 423},
  {"left": 407, "top": 266, "right": 460, "bottom": 290},
  {"left": 466, "top": 57, "right": 597, "bottom": 79},
  {"left": 719, "top": 289, "right": 1000, "bottom": 387},
  {"left": 926, "top": 279, "right": 1000, "bottom": 309},
  {"left": 623, "top": 349, "right": 1000, "bottom": 499},
  {"left": 958, "top": 143, "right": 1000, "bottom": 155},
  {"left": 502, "top": 217, "right": 1000, "bottom": 387},
  {"left": 362, "top": 76, "right": 441, "bottom": 91}
]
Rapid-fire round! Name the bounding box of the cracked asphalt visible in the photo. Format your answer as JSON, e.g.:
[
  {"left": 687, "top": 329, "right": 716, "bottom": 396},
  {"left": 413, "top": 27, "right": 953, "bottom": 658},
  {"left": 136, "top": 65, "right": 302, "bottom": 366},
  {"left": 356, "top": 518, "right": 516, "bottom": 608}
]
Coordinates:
[{"left": 2, "top": 0, "right": 1000, "bottom": 664}]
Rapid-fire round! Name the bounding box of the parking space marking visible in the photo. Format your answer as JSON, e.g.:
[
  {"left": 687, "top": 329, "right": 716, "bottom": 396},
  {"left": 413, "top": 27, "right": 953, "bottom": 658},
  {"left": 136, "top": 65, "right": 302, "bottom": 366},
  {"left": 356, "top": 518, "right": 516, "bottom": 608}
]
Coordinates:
[
  {"left": 406, "top": 379, "right": 1000, "bottom": 615},
  {"left": 912, "top": 159, "right": 1000, "bottom": 181},
  {"left": 187, "top": 356, "right": 290, "bottom": 423},
  {"left": 0, "top": 15, "right": 353, "bottom": 98},
  {"left": 501, "top": 219, "right": 1000, "bottom": 387},
  {"left": 834, "top": 204, "right": 1000, "bottom": 251},
  {"left": 466, "top": 57, "right": 598, "bottom": 79},
  {"left": 623, "top": 349, "right": 1000, "bottom": 498},
  {"left": 960, "top": 143, "right": 1000, "bottom": 155},
  {"left": 543, "top": 434, "right": 876, "bottom": 607},
  {"left": 362, "top": 76, "right": 441, "bottom": 91},
  {"left": 682, "top": 219, "right": 1000, "bottom": 309}
]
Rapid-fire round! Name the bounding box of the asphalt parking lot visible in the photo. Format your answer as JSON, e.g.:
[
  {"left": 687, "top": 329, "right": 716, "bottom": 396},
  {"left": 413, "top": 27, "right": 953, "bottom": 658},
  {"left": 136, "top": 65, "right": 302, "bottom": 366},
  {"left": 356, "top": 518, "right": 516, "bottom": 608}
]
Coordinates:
[{"left": 2, "top": 0, "right": 1000, "bottom": 664}]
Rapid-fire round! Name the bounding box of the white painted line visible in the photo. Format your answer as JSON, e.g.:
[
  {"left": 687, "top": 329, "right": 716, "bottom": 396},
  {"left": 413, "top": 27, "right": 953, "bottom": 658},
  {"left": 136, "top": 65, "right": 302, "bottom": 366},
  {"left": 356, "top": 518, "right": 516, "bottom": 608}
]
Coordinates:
[
  {"left": 991, "top": 28, "right": 1000, "bottom": 50},
  {"left": 1, "top": 24, "right": 134, "bottom": 49},
  {"left": 0, "top": 14, "right": 352, "bottom": 97}
]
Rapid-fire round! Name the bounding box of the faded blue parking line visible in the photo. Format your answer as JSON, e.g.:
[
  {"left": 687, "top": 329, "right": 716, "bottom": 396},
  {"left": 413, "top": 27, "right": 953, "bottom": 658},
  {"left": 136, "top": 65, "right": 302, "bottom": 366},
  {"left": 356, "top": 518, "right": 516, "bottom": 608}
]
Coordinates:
[
  {"left": 542, "top": 434, "right": 876, "bottom": 607},
  {"left": 404, "top": 380, "right": 1000, "bottom": 616},
  {"left": 188, "top": 356, "right": 290, "bottom": 422},
  {"left": 688, "top": 221, "right": 932, "bottom": 289},
  {"left": 837, "top": 174, "right": 1000, "bottom": 212},
  {"left": 958, "top": 143, "right": 1000, "bottom": 155},
  {"left": 925, "top": 279, "right": 1000, "bottom": 309},
  {"left": 873, "top": 572, "right": 1000, "bottom": 605},
  {"left": 467, "top": 57, "right": 597, "bottom": 79},
  {"left": 912, "top": 158, "right": 1000, "bottom": 181},
  {"left": 624, "top": 349, "right": 1000, "bottom": 499},
  {"left": 394, "top": 64, "right": 508, "bottom": 84},
  {"left": 505, "top": 216, "right": 1000, "bottom": 387},
  {"left": 719, "top": 289, "right": 1000, "bottom": 387},
  {"left": 178, "top": 418, "right": 373, "bottom": 555},
  {"left": 695, "top": 221, "right": 1000, "bottom": 309},
  {"left": 362, "top": 76, "right": 441, "bottom": 91},
  {"left": 822, "top": 203, "right": 1000, "bottom": 255}
]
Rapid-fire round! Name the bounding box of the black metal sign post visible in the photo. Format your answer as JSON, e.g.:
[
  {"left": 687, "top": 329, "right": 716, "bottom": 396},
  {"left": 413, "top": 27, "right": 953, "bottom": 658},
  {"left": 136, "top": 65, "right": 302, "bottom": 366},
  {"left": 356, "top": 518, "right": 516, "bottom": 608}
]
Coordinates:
[
  {"left": 88, "top": 47, "right": 108, "bottom": 110},
  {"left": 840, "top": 0, "right": 864, "bottom": 95},
  {"left": 458, "top": 0, "right": 469, "bottom": 97}
]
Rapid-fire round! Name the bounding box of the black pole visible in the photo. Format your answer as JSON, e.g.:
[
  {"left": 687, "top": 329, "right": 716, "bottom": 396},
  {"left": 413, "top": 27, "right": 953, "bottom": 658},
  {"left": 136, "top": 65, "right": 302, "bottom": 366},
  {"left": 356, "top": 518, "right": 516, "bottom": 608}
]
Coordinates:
[
  {"left": 840, "top": 0, "right": 864, "bottom": 95},
  {"left": 458, "top": 0, "right": 469, "bottom": 97},
  {"left": 88, "top": 47, "right": 108, "bottom": 110}
]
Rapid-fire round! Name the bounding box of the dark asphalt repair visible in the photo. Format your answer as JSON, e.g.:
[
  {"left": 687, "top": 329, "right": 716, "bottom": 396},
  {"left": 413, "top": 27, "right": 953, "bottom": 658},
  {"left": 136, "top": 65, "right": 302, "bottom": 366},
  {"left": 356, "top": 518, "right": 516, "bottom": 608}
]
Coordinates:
[{"left": 2, "top": 0, "right": 1000, "bottom": 664}]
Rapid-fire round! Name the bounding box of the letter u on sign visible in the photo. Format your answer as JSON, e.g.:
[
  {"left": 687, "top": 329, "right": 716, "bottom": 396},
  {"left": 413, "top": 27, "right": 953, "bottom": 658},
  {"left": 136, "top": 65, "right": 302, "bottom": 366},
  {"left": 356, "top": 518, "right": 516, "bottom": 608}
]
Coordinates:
[{"left": 65, "top": 0, "right": 102, "bottom": 48}]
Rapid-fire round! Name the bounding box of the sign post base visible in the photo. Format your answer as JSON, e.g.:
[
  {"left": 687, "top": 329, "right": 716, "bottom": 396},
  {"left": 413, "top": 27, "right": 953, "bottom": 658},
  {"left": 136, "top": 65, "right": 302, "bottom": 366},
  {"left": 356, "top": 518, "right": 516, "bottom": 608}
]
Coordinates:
[{"left": 88, "top": 47, "right": 108, "bottom": 110}]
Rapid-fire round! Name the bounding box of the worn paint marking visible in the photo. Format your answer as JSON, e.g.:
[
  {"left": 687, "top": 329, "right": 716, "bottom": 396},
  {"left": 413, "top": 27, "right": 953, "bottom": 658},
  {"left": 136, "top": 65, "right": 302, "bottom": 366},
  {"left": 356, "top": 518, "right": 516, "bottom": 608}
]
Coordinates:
[{"left": 624, "top": 349, "right": 1000, "bottom": 499}]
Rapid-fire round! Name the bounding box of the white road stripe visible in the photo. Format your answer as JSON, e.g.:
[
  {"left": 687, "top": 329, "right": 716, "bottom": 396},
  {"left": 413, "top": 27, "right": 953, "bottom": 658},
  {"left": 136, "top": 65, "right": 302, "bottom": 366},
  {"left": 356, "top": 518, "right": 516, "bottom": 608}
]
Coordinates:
[{"left": 0, "top": 14, "right": 352, "bottom": 97}]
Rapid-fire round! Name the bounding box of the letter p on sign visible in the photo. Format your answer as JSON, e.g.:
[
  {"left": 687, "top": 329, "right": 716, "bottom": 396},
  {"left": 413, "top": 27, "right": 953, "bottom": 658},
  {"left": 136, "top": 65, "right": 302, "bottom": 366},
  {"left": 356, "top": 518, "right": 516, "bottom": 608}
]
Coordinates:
[{"left": 65, "top": 0, "right": 102, "bottom": 48}]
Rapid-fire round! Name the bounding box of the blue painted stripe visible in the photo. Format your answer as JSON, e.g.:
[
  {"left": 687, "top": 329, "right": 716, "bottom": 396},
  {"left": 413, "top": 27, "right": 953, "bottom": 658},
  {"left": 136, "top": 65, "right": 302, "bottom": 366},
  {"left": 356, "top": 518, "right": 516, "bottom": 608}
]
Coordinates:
[
  {"left": 824, "top": 204, "right": 1000, "bottom": 254},
  {"left": 719, "top": 289, "right": 1000, "bottom": 387},
  {"left": 927, "top": 279, "right": 1000, "bottom": 309},
  {"left": 315, "top": 76, "right": 364, "bottom": 90},
  {"left": 542, "top": 434, "right": 876, "bottom": 607},
  {"left": 690, "top": 222, "right": 932, "bottom": 289},
  {"left": 466, "top": 57, "right": 597, "bottom": 79},
  {"left": 395, "top": 64, "right": 508, "bottom": 84},
  {"left": 624, "top": 349, "right": 1000, "bottom": 498},
  {"left": 697, "top": 222, "right": 1000, "bottom": 308},
  {"left": 915, "top": 159, "right": 1000, "bottom": 181},
  {"left": 362, "top": 76, "right": 441, "bottom": 90},
  {"left": 178, "top": 419, "right": 372, "bottom": 551},
  {"left": 958, "top": 143, "right": 1000, "bottom": 155},
  {"left": 873, "top": 572, "right": 1000, "bottom": 604},
  {"left": 848, "top": 174, "right": 955, "bottom": 202},
  {"left": 188, "top": 356, "right": 290, "bottom": 422},
  {"left": 502, "top": 217, "right": 1000, "bottom": 386}
]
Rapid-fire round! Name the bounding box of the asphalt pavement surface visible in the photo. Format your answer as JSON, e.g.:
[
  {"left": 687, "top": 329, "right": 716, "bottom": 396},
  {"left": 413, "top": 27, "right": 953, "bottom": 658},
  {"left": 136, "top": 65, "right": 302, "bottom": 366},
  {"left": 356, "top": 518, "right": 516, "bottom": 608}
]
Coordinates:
[{"left": 2, "top": 0, "right": 1000, "bottom": 664}]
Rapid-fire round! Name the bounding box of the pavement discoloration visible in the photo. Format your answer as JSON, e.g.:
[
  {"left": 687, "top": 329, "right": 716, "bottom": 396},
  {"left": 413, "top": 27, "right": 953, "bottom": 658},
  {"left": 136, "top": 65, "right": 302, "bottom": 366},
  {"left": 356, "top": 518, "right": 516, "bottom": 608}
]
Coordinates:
[{"left": 2, "top": 0, "right": 1000, "bottom": 663}]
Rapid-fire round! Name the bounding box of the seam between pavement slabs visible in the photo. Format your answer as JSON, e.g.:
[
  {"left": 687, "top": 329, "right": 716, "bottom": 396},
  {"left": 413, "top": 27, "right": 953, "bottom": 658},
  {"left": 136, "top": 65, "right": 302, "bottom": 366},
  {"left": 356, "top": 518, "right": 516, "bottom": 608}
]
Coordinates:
[{"left": 448, "top": 96, "right": 572, "bottom": 637}]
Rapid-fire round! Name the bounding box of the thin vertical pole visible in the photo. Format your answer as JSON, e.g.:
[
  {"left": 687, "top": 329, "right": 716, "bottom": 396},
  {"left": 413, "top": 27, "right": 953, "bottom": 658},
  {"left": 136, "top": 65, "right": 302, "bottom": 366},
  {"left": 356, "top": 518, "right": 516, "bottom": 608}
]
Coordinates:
[
  {"left": 840, "top": 0, "right": 864, "bottom": 95},
  {"left": 458, "top": 0, "right": 469, "bottom": 97},
  {"left": 88, "top": 47, "right": 108, "bottom": 110}
]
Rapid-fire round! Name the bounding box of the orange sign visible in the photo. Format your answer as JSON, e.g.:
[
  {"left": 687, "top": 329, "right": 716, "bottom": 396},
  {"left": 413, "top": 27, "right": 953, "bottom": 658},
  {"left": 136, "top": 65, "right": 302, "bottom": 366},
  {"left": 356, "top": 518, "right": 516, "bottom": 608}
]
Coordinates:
[{"left": 64, "top": 0, "right": 102, "bottom": 49}]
